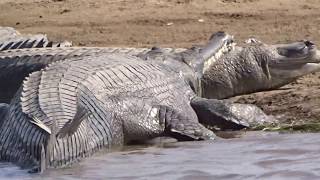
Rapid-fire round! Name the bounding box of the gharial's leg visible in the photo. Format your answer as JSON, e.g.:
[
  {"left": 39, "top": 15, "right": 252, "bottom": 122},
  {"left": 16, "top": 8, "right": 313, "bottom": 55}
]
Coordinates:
[
  {"left": 119, "top": 99, "right": 215, "bottom": 143},
  {"left": 190, "top": 97, "right": 277, "bottom": 130},
  {"left": 157, "top": 105, "right": 215, "bottom": 141}
]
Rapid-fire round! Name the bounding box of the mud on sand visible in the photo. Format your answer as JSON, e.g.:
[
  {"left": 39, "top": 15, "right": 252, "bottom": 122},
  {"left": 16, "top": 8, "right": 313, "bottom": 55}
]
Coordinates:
[{"left": 1, "top": 0, "right": 320, "bottom": 129}]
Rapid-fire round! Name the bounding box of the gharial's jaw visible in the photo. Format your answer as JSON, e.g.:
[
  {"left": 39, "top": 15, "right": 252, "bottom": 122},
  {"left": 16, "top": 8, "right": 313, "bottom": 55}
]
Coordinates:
[
  {"left": 269, "top": 62, "right": 320, "bottom": 89},
  {"left": 271, "top": 40, "right": 319, "bottom": 64},
  {"left": 267, "top": 40, "right": 320, "bottom": 88}
]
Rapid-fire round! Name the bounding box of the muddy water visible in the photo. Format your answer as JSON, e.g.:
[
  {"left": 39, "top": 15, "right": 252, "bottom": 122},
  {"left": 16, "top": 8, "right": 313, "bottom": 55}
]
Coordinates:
[{"left": 1, "top": 132, "right": 320, "bottom": 180}]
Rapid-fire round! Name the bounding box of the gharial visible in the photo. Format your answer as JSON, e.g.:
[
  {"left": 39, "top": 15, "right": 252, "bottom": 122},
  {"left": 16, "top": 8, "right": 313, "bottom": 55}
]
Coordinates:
[
  {"left": 0, "top": 27, "right": 320, "bottom": 172},
  {"left": 0, "top": 27, "right": 319, "bottom": 103}
]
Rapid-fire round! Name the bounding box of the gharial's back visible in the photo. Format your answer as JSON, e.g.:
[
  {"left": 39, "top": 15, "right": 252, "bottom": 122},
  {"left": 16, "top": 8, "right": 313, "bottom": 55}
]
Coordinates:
[{"left": 0, "top": 53, "right": 210, "bottom": 170}]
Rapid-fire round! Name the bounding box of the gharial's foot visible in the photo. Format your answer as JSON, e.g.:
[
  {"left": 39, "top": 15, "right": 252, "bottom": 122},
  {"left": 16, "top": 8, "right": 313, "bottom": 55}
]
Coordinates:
[
  {"left": 168, "top": 118, "right": 216, "bottom": 141},
  {"left": 157, "top": 106, "right": 215, "bottom": 141}
]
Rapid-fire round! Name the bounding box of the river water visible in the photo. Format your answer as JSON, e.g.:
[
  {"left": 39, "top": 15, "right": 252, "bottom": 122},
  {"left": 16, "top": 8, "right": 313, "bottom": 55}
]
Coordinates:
[{"left": 1, "top": 132, "right": 320, "bottom": 180}]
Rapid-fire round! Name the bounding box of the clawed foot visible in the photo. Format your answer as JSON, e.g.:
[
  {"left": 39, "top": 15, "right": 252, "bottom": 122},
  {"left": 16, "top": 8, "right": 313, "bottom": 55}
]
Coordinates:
[
  {"left": 156, "top": 105, "right": 216, "bottom": 141},
  {"left": 168, "top": 120, "right": 216, "bottom": 141},
  {"left": 164, "top": 109, "right": 216, "bottom": 141}
]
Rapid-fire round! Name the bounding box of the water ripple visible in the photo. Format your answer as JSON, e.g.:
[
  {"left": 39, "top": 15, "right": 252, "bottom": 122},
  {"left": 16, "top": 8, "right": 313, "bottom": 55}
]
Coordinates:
[{"left": 1, "top": 132, "right": 320, "bottom": 180}]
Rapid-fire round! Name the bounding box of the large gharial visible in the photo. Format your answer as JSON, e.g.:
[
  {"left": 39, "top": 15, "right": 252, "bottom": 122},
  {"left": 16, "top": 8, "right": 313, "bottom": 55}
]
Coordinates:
[
  {"left": 0, "top": 32, "right": 275, "bottom": 130},
  {"left": 1, "top": 30, "right": 319, "bottom": 103},
  {"left": 0, "top": 29, "right": 319, "bottom": 119},
  {"left": 0, "top": 32, "right": 230, "bottom": 172},
  {"left": 0, "top": 31, "right": 319, "bottom": 127},
  {"left": 1, "top": 30, "right": 320, "bottom": 127},
  {"left": 0, "top": 28, "right": 320, "bottom": 172}
]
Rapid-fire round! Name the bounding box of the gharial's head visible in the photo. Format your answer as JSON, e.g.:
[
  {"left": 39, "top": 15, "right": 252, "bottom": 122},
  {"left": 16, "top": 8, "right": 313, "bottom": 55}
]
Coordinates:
[
  {"left": 262, "top": 40, "right": 320, "bottom": 88},
  {"left": 200, "top": 38, "right": 320, "bottom": 99}
]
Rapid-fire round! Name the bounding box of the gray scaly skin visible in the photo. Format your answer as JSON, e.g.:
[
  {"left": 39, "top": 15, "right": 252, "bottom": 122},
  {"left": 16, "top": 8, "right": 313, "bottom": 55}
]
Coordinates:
[
  {"left": 0, "top": 47, "right": 186, "bottom": 103},
  {"left": 0, "top": 26, "right": 72, "bottom": 51},
  {"left": 0, "top": 53, "right": 215, "bottom": 171}
]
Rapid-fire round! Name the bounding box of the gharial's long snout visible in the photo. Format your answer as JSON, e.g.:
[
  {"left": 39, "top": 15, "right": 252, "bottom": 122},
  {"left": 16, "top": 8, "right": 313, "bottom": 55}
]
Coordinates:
[
  {"left": 268, "top": 40, "right": 320, "bottom": 84},
  {"left": 271, "top": 40, "right": 320, "bottom": 66}
]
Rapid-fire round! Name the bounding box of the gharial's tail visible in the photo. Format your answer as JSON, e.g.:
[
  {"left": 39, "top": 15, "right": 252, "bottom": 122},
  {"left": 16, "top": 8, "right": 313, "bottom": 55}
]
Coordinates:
[
  {"left": 0, "top": 103, "right": 9, "bottom": 128},
  {"left": 0, "top": 26, "right": 72, "bottom": 51}
]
